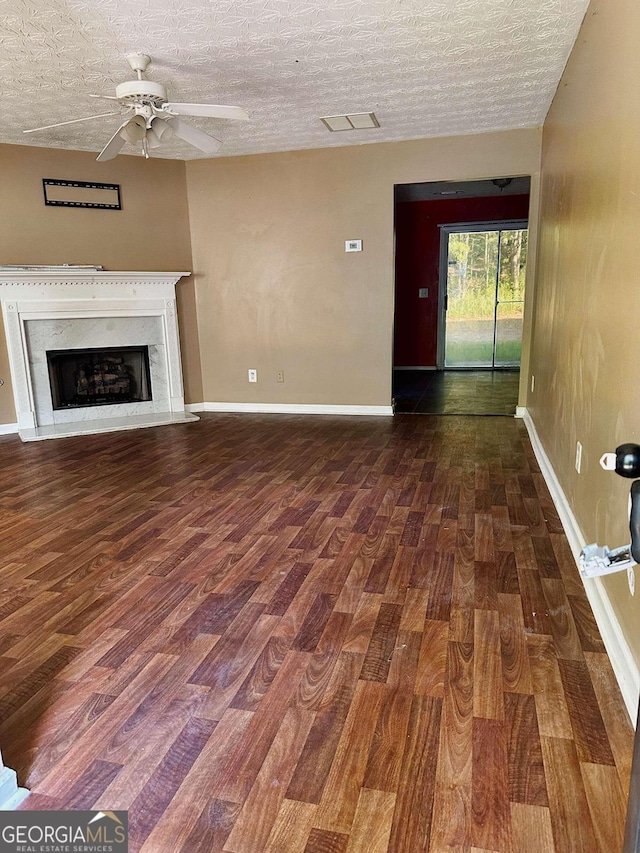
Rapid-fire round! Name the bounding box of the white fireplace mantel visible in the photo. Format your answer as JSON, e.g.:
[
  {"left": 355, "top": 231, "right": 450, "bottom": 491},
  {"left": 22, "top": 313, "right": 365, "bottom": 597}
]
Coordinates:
[{"left": 0, "top": 270, "right": 199, "bottom": 441}]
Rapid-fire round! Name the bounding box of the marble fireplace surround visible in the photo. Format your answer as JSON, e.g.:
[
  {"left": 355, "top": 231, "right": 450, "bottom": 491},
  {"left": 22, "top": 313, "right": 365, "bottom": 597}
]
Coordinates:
[{"left": 0, "top": 271, "right": 198, "bottom": 442}]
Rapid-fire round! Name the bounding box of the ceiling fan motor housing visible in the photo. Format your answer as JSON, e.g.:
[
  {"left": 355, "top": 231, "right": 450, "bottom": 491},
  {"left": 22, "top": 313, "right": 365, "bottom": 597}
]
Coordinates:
[{"left": 115, "top": 80, "right": 167, "bottom": 104}]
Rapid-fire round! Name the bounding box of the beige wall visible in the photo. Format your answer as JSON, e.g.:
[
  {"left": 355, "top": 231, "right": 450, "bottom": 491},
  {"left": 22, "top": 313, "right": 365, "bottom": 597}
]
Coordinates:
[
  {"left": 186, "top": 129, "right": 542, "bottom": 406},
  {"left": 530, "top": 0, "right": 640, "bottom": 662},
  {"left": 0, "top": 132, "right": 542, "bottom": 423},
  {"left": 0, "top": 144, "right": 201, "bottom": 424}
]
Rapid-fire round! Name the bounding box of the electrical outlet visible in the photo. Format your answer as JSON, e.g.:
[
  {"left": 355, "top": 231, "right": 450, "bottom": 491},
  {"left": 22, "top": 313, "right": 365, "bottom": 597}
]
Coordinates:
[
  {"left": 277, "top": 370, "right": 285, "bottom": 383},
  {"left": 530, "top": 374, "right": 535, "bottom": 393},
  {"left": 248, "top": 369, "right": 257, "bottom": 383},
  {"left": 575, "top": 441, "right": 583, "bottom": 474},
  {"left": 629, "top": 565, "right": 635, "bottom": 596}
]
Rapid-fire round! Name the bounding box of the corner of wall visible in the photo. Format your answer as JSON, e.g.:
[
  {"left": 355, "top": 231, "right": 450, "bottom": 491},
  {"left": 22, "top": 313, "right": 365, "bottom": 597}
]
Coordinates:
[
  {"left": 517, "top": 162, "right": 543, "bottom": 410},
  {"left": 180, "top": 160, "right": 205, "bottom": 405}
]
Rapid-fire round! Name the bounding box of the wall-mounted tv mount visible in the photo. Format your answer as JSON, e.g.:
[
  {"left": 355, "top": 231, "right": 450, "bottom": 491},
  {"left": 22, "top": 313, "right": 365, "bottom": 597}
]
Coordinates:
[{"left": 42, "top": 179, "right": 121, "bottom": 210}]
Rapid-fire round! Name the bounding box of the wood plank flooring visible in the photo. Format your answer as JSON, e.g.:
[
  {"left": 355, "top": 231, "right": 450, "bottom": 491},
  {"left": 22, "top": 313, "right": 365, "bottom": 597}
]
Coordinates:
[
  {"left": 392, "top": 370, "right": 520, "bottom": 415},
  {"left": 0, "top": 413, "right": 633, "bottom": 852}
]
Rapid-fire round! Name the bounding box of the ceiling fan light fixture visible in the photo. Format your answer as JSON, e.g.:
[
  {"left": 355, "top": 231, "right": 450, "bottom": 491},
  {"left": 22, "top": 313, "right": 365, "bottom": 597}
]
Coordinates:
[
  {"left": 120, "top": 115, "right": 147, "bottom": 144},
  {"left": 146, "top": 128, "right": 162, "bottom": 148},
  {"left": 22, "top": 53, "right": 248, "bottom": 162},
  {"left": 149, "top": 117, "right": 174, "bottom": 142}
]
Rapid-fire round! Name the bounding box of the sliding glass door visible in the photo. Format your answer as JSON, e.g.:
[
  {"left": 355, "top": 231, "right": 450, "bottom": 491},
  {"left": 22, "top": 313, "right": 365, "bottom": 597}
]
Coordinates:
[{"left": 440, "top": 222, "right": 528, "bottom": 368}]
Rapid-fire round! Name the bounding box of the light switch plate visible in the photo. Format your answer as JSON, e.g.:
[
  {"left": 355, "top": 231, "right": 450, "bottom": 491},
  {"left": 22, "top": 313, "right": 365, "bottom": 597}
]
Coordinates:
[{"left": 345, "top": 239, "right": 362, "bottom": 252}]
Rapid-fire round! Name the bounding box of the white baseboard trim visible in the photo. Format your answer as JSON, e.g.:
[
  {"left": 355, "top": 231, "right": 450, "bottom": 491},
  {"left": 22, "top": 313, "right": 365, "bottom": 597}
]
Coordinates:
[
  {"left": 0, "top": 423, "right": 18, "bottom": 436},
  {"left": 515, "top": 406, "right": 526, "bottom": 419},
  {"left": 186, "top": 402, "right": 394, "bottom": 416},
  {"left": 522, "top": 408, "right": 640, "bottom": 723}
]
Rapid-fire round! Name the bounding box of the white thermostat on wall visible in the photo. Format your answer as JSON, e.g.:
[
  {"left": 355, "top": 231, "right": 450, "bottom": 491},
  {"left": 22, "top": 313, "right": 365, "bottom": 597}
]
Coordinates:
[{"left": 345, "top": 239, "right": 363, "bottom": 252}]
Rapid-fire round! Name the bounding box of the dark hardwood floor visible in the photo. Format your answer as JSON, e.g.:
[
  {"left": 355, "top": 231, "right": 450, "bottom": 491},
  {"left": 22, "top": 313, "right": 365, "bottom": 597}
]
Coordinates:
[
  {"left": 393, "top": 369, "right": 520, "bottom": 415},
  {"left": 0, "top": 413, "right": 633, "bottom": 852}
]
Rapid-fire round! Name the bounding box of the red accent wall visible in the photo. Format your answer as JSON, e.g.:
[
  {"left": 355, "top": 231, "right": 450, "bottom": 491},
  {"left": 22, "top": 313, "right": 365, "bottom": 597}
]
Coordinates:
[{"left": 393, "top": 194, "right": 530, "bottom": 367}]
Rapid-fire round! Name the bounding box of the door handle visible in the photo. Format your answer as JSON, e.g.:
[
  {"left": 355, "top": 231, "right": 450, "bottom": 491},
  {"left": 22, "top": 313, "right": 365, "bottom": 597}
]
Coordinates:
[
  {"left": 600, "top": 443, "right": 640, "bottom": 561},
  {"left": 600, "top": 443, "right": 640, "bottom": 478}
]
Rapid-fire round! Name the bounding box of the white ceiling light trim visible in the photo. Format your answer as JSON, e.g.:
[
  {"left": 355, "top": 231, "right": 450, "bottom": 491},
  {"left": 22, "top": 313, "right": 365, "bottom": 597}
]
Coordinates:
[
  {"left": 321, "top": 112, "right": 379, "bottom": 132},
  {"left": 347, "top": 112, "right": 380, "bottom": 130},
  {"left": 320, "top": 115, "right": 352, "bottom": 132}
]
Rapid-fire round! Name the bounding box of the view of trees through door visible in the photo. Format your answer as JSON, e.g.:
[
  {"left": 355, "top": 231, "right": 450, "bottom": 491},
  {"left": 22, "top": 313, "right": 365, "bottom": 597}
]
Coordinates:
[{"left": 444, "top": 224, "right": 528, "bottom": 368}]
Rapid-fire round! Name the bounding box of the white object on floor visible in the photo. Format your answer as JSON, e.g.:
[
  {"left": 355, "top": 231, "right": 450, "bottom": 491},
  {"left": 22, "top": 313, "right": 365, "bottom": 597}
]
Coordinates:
[{"left": 19, "top": 411, "right": 199, "bottom": 442}]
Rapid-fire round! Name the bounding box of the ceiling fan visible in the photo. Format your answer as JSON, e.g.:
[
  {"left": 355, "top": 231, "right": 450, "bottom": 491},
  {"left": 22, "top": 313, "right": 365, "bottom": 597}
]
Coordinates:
[{"left": 23, "top": 54, "right": 249, "bottom": 161}]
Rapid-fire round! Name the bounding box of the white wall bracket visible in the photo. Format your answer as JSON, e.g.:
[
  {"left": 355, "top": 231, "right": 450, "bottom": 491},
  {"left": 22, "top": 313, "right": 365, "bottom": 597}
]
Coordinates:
[{"left": 580, "top": 543, "right": 636, "bottom": 578}]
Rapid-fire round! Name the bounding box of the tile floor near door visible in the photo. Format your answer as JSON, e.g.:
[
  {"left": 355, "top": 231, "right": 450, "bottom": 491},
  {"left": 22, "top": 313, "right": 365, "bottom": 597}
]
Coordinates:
[
  {"left": 393, "top": 369, "right": 520, "bottom": 415},
  {"left": 0, "top": 413, "right": 633, "bottom": 852}
]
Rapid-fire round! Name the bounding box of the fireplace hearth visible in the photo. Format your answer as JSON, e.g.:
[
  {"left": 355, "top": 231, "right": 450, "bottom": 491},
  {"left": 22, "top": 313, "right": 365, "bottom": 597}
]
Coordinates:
[{"left": 47, "top": 346, "right": 152, "bottom": 410}]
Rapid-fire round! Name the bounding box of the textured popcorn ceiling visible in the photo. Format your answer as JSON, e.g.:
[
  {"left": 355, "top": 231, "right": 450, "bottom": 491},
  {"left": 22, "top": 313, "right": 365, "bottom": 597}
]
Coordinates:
[{"left": 1, "top": 0, "right": 589, "bottom": 160}]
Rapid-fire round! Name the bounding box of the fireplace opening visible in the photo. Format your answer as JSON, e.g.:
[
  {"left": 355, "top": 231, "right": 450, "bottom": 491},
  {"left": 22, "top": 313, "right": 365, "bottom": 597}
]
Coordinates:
[{"left": 46, "top": 346, "right": 152, "bottom": 410}]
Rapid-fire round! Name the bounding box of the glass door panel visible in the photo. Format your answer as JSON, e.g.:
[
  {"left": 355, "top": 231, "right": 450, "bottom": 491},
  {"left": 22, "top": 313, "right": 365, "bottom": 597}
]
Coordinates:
[
  {"left": 494, "top": 303, "right": 524, "bottom": 366},
  {"left": 444, "top": 231, "right": 498, "bottom": 368},
  {"left": 497, "top": 229, "right": 527, "bottom": 302},
  {"left": 495, "top": 228, "right": 527, "bottom": 366},
  {"left": 443, "top": 226, "right": 528, "bottom": 369}
]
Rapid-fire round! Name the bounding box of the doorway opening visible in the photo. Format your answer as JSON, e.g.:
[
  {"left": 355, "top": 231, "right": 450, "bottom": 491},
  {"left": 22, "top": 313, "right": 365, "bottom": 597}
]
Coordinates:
[{"left": 392, "top": 176, "right": 531, "bottom": 415}]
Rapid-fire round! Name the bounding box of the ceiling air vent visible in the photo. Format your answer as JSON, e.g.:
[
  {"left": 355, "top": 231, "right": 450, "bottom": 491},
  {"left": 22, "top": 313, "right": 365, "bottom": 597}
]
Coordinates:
[{"left": 320, "top": 112, "right": 379, "bottom": 132}]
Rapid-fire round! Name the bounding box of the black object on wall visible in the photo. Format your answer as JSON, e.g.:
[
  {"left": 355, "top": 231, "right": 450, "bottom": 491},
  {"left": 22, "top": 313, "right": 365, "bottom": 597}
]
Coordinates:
[{"left": 43, "top": 178, "right": 121, "bottom": 209}]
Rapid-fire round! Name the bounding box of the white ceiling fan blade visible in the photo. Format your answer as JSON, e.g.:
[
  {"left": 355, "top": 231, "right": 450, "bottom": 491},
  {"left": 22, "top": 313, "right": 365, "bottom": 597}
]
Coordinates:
[
  {"left": 163, "top": 103, "right": 249, "bottom": 121},
  {"left": 88, "top": 94, "right": 122, "bottom": 101},
  {"left": 166, "top": 118, "right": 222, "bottom": 154},
  {"left": 23, "top": 111, "right": 123, "bottom": 134},
  {"left": 96, "top": 120, "right": 129, "bottom": 162}
]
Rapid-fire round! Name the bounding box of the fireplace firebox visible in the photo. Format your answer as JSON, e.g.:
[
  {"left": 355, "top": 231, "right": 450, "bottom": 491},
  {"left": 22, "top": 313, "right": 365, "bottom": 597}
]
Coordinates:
[{"left": 46, "top": 346, "right": 152, "bottom": 410}]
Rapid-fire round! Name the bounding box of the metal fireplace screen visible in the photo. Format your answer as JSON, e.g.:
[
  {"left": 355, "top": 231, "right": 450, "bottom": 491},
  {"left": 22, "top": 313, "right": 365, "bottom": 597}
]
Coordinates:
[{"left": 46, "top": 346, "right": 152, "bottom": 410}]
